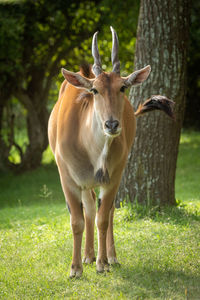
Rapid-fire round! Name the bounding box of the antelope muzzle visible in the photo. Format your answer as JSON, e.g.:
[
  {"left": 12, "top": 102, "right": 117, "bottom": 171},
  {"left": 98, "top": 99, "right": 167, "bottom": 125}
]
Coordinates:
[{"left": 104, "top": 118, "right": 121, "bottom": 137}]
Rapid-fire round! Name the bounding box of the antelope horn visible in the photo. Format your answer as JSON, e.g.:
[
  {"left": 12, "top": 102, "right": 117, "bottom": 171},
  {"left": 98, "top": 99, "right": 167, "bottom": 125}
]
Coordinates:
[
  {"left": 92, "top": 31, "right": 102, "bottom": 77},
  {"left": 110, "top": 26, "right": 120, "bottom": 74}
]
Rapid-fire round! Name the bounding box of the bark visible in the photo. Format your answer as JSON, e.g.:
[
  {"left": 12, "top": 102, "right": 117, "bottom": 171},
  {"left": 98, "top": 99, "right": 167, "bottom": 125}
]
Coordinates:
[
  {"left": 0, "top": 90, "right": 49, "bottom": 172},
  {"left": 20, "top": 106, "right": 49, "bottom": 171},
  {"left": 13, "top": 90, "right": 49, "bottom": 172},
  {"left": 0, "top": 91, "right": 15, "bottom": 171},
  {"left": 117, "top": 0, "right": 190, "bottom": 206},
  {"left": 0, "top": 99, "right": 9, "bottom": 171}
]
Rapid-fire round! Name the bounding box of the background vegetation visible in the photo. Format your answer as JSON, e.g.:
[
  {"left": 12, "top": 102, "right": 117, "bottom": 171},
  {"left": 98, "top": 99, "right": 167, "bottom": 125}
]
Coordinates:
[
  {"left": 0, "top": 0, "right": 199, "bottom": 171},
  {"left": 0, "top": 1, "right": 200, "bottom": 298},
  {"left": 0, "top": 0, "right": 139, "bottom": 171}
]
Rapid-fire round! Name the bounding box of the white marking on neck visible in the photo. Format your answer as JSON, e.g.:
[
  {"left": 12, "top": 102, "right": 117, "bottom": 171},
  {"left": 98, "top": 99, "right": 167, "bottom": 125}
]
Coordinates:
[{"left": 96, "top": 136, "right": 113, "bottom": 174}]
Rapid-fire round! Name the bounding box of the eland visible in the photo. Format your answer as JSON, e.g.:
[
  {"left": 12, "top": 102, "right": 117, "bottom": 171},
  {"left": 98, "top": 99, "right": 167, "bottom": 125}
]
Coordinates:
[{"left": 48, "top": 26, "right": 174, "bottom": 277}]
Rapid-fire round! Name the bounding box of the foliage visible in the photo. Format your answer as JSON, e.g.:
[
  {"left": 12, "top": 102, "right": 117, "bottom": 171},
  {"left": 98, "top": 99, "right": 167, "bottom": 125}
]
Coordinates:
[
  {"left": 0, "top": 0, "right": 103, "bottom": 171},
  {"left": 0, "top": 0, "right": 200, "bottom": 173},
  {"left": 184, "top": 0, "right": 200, "bottom": 129},
  {"left": 0, "top": 0, "right": 139, "bottom": 171},
  {"left": 0, "top": 3, "right": 23, "bottom": 93}
]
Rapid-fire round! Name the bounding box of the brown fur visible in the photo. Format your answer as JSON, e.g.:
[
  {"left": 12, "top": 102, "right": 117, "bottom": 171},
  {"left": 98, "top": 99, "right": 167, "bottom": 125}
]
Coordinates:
[
  {"left": 48, "top": 54, "right": 158, "bottom": 277},
  {"left": 48, "top": 28, "right": 174, "bottom": 277},
  {"left": 48, "top": 70, "right": 136, "bottom": 277}
]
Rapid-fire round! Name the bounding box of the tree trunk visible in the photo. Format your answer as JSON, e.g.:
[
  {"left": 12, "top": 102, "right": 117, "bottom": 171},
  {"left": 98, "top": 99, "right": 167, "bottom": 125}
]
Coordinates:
[
  {"left": 0, "top": 90, "right": 49, "bottom": 172},
  {"left": 0, "top": 98, "right": 9, "bottom": 171},
  {"left": 117, "top": 0, "right": 189, "bottom": 206},
  {"left": 19, "top": 105, "right": 49, "bottom": 171}
]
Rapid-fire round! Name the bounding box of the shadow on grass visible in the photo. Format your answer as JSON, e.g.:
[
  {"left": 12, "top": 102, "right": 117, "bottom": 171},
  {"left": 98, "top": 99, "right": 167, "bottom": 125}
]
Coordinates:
[
  {"left": 0, "top": 164, "right": 64, "bottom": 208},
  {"left": 120, "top": 202, "right": 200, "bottom": 226},
  {"left": 1, "top": 200, "right": 199, "bottom": 231},
  {"left": 0, "top": 164, "right": 68, "bottom": 230},
  {"left": 112, "top": 264, "right": 200, "bottom": 299}
]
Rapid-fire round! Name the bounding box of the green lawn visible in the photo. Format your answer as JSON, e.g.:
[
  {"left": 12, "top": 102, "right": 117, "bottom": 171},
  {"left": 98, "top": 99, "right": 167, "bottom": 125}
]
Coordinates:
[
  {"left": 176, "top": 130, "right": 200, "bottom": 204},
  {"left": 0, "top": 130, "right": 200, "bottom": 299}
]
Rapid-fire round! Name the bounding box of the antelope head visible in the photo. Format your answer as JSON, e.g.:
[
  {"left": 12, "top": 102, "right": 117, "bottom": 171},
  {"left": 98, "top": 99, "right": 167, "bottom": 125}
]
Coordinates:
[{"left": 62, "top": 27, "right": 151, "bottom": 138}]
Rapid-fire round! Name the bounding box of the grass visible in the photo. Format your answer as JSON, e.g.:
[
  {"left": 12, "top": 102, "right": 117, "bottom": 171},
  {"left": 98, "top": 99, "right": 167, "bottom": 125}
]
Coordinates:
[
  {"left": 176, "top": 130, "right": 200, "bottom": 204},
  {"left": 0, "top": 130, "right": 200, "bottom": 299}
]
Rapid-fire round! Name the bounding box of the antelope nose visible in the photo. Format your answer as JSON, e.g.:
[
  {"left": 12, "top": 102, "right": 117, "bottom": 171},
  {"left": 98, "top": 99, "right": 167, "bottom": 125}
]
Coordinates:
[{"left": 105, "top": 119, "right": 119, "bottom": 132}]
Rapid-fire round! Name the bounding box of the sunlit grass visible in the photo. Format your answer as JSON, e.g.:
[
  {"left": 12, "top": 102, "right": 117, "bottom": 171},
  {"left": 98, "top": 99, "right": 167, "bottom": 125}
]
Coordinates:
[
  {"left": 0, "top": 130, "right": 200, "bottom": 299},
  {"left": 42, "top": 145, "right": 54, "bottom": 164},
  {"left": 176, "top": 130, "right": 200, "bottom": 203},
  {"left": 0, "top": 203, "right": 199, "bottom": 299}
]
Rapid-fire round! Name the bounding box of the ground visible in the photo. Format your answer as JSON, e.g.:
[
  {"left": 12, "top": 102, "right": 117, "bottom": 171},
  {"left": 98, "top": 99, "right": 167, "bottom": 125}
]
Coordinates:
[{"left": 0, "top": 130, "right": 199, "bottom": 299}]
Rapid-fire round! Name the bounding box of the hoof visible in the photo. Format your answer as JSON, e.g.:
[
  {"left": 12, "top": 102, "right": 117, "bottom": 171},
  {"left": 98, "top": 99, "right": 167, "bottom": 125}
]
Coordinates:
[
  {"left": 96, "top": 258, "right": 110, "bottom": 273},
  {"left": 69, "top": 264, "right": 83, "bottom": 278},
  {"left": 108, "top": 257, "right": 120, "bottom": 265},
  {"left": 82, "top": 256, "right": 96, "bottom": 264}
]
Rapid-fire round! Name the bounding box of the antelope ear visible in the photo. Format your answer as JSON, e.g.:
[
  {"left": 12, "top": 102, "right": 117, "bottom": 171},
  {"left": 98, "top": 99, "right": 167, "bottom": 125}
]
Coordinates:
[
  {"left": 62, "top": 68, "right": 93, "bottom": 89},
  {"left": 123, "top": 65, "right": 151, "bottom": 87}
]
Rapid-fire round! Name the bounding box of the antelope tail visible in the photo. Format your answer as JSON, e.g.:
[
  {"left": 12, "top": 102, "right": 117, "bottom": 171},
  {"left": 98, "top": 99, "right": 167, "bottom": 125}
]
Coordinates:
[{"left": 135, "top": 95, "right": 175, "bottom": 120}]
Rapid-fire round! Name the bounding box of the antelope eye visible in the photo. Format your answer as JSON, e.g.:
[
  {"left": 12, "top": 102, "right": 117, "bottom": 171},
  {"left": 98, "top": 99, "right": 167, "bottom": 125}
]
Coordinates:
[
  {"left": 120, "top": 86, "right": 127, "bottom": 93},
  {"left": 90, "top": 88, "right": 98, "bottom": 95}
]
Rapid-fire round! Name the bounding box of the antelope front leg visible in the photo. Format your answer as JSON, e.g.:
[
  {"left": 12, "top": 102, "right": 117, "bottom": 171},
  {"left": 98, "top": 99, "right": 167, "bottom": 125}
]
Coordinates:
[
  {"left": 58, "top": 165, "right": 84, "bottom": 278},
  {"left": 107, "top": 203, "right": 119, "bottom": 264},
  {"left": 82, "top": 190, "right": 96, "bottom": 264},
  {"left": 96, "top": 186, "right": 117, "bottom": 273}
]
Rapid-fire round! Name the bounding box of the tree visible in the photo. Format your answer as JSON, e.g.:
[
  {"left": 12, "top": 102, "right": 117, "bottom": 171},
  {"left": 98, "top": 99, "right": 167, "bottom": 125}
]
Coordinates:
[
  {"left": 0, "top": 0, "right": 140, "bottom": 172},
  {"left": 0, "top": 0, "right": 102, "bottom": 172},
  {"left": 184, "top": 0, "right": 200, "bottom": 129},
  {"left": 117, "top": 0, "right": 190, "bottom": 206}
]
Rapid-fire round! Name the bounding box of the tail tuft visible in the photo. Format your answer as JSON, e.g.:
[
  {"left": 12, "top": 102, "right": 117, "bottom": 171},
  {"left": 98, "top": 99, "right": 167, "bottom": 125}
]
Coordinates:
[{"left": 135, "top": 95, "right": 175, "bottom": 120}]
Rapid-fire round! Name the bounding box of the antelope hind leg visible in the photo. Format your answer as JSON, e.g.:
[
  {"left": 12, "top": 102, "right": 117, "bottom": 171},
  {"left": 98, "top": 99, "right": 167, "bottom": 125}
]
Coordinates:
[
  {"left": 106, "top": 203, "right": 119, "bottom": 265},
  {"left": 82, "top": 190, "right": 96, "bottom": 264}
]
